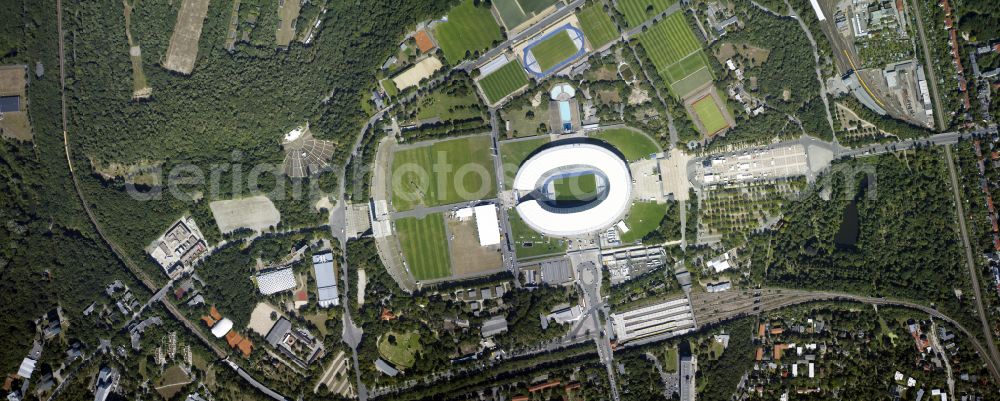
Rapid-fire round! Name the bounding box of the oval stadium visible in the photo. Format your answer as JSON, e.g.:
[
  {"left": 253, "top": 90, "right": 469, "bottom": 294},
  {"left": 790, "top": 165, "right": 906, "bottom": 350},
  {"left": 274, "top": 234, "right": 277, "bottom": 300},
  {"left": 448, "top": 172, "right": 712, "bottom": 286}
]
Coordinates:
[{"left": 512, "top": 142, "right": 632, "bottom": 237}]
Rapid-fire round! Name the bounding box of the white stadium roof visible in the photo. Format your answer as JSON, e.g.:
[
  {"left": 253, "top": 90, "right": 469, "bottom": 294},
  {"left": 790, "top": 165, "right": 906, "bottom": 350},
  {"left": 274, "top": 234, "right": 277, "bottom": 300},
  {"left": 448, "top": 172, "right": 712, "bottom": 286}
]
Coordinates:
[
  {"left": 256, "top": 268, "right": 296, "bottom": 295},
  {"left": 513, "top": 143, "right": 632, "bottom": 236}
]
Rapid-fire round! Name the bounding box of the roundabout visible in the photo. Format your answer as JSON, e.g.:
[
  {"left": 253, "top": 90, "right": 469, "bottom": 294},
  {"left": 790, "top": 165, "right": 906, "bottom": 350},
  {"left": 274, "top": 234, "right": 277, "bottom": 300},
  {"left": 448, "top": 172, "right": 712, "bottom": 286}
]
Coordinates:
[{"left": 512, "top": 141, "right": 632, "bottom": 237}]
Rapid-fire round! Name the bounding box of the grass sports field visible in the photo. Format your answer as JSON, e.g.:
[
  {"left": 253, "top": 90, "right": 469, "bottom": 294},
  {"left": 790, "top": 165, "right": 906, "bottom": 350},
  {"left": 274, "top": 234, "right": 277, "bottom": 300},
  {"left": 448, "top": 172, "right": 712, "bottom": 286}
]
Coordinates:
[
  {"left": 434, "top": 0, "right": 503, "bottom": 63},
  {"left": 391, "top": 135, "right": 496, "bottom": 211},
  {"left": 692, "top": 95, "right": 729, "bottom": 135},
  {"left": 590, "top": 128, "right": 661, "bottom": 162},
  {"left": 508, "top": 209, "right": 567, "bottom": 259},
  {"left": 577, "top": 4, "right": 618, "bottom": 49},
  {"left": 500, "top": 136, "right": 550, "bottom": 186},
  {"left": 378, "top": 331, "right": 422, "bottom": 369},
  {"left": 552, "top": 173, "right": 598, "bottom": 202},
  {"left": 530, "top": 30, "right": 580, "bottom": 72},
  {"left": 638, "top": 12, "right": 712, "bottom": 98},
  {"left": 395, "top": 214, "right": 451, "bottom": 281},
  {"left": 617, "top": 0, "right": 676, "bottom": 27},
  {"left": 619, "top": 201, "right": 667, "bottom": 243},
  {"left": 479, "top": 61, "right": 530, "bottom": 104},
  {"left": 495, "top": 0, "right": 558, "bottom": 29}
]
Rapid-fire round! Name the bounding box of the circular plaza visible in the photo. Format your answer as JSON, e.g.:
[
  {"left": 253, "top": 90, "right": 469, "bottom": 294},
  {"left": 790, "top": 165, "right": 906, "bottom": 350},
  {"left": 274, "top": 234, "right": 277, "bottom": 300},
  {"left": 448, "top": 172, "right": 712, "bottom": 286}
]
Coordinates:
[{"left": 512, "top": 142, "right": 632, "bottom": 237}]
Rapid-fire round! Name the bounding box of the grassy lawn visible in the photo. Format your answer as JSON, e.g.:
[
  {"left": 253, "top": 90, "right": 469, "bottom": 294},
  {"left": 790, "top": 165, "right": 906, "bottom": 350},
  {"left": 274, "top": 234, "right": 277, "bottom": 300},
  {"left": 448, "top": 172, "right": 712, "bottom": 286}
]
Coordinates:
[
  {"left": 502, "top": 101, "right": 550, "bottom": 138},
  {"left": 499, "top": 136, "right": 550, "bottom": 187},
  {"left": 155, "top": 365, "right": 190, "bottom": 399},
  {"left": 395, "top": 214, "right": 452, "bottom": 281},
  {"left": 495, "top": 0, "right": 557, "bottom": 29},
  {"left": 479, "top": 60, "right": 530, "bottom": 104},
  {"left": 390, "top": 135, "right": 497, "bottom": 211},
  {"left": 590, "top": 127, "right": 661, "bottom": 161},
  {"left": 509, "top": 209, "right": 567, "bottom": 259},
  {"left": 617, "top": 0, "right": 676, "bottom": 27},
  {"left": 381, "top": 78, "right": 399, "bottom": 97},
  {"left": 577, "top": 4, "right": 618, "bottom": 49},
  {"left": 275, "top": 0, "right": 301, "bottom": 47},
  {"left": 551, "top": 173, "right": 598, "bottom": 202},
  {"left": 530, "top": 30, "right": 579, "bottom": 72},
  {"left": 413, "top": 90, "right": 483, "bottom": 122},
  {"left": 377, "top": 331, "right": 422, "bottom": 369},
  {"left": 434, "top": 0, "right": 503, "bottom": 63},
  {"left": 619, "top": 201, "right": 667, "bottom": 243},
  {"left": 662, "top": 346, "right": 679, "bottom": 372},
  {"left": 692, "top": 95, "right": 729, "bottom": 135}
]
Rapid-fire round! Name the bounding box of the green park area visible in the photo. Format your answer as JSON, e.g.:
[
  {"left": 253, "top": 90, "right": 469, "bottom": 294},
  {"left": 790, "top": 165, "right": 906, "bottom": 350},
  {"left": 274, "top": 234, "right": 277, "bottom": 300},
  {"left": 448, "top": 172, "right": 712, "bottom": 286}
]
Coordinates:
[
  {"left": 692, "top": 95, "right": 729, "bottom": 135},
  {"left": 434, "top": 0, "right": 503, "bottom": 63},
  {"left": 577, "top": 4, "right": 618, "bottom": 49},
  {"left": 479, "top": 61, "right": 530, "bottom": 104},
  {"left": 508, "top": 209, "right": 567, "bottom": 259},
  {"left": 391, "top": 135, "right": 496, "bottom": 211},
  {"left": 551, "top": 173, "right": 598, "bottom": 202},
  {"left": 499, "top": 136, "right": 550, "bottom": 186},
  {"left": 619, "top": 201, "right": 667, "bottom": 243},
  {"left": 638, "top": 12, "right": 712, "bottom": 99},
  {"left": 378, "top": 331, "right": 423, "bottom": 369},
  {"left": 395, "top": 214, "right": 452, "bottom": 281},
  {"left": 617, "top": 0, "right": 676, "bottom": 27},
  {"left": 530, "top": 30, "right": 579, "bottom": 72},
  {"left": 412, "top": 87, "right": 483, "bottom": 122},
  {"left": 590, "top": 128, "right": 660, "bottom": 162}
]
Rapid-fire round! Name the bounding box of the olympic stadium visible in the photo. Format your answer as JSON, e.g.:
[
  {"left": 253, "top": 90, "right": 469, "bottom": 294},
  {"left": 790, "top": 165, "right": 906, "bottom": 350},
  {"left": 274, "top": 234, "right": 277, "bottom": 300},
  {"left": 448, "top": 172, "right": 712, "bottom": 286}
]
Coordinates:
[{"left": 512, "top": 141, "right": 632, "bottom": 237}]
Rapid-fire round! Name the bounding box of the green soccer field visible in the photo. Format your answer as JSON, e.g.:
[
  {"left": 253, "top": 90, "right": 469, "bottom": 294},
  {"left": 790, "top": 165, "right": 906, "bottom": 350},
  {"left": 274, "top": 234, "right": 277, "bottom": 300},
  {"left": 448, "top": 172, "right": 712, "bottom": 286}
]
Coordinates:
[
  {"left": 619, "top": 201, "right": 667, "bottom": 243},
  {"left": 617, "top": 0, "right": 676, "bottom": 27},
  {"left": 395, "top": 214, "right": 452, "bottom": 281},
  {"left": 508, "top": 209, "right": 567, "bottom": 259},
  {"left": 377, "top": 331, "right": 422, "bottom": 369},
  {"left": 494, "top": 0, "right": 558, "bottom": 29},
  {"left": 577, "top": 5, "right": 618, "bottom": 49},
  {"left": 478, "top": 61, "right": 530, "bottom": 104},
  {"left": 499, "top": 136, "right": 550, "bottom": 187},
  {"left": 692, "top": 95, "right": 729, "bottom": 135},
  {"left": 590, "top": 127, "right": 661, "bottom": 162},
  {"left": 551, "top": 173, "right": 598, "bottom": 202},
  {"left": 390, "top": 135, "right": 497, "bottom": 211},
  {"left": 434, "top": 0, "right": 503, "bottom": 63},
  {"left": 530, "top": 30, "right": 579, "bottom": 72},
  {"left": 638, "top": 12, "right": 713, "bottom": 98}
]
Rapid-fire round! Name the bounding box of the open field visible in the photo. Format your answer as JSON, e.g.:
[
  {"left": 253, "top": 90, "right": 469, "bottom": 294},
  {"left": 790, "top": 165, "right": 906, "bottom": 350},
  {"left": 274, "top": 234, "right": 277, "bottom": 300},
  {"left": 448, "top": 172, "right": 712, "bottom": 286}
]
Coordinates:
[
  {"left": 163, "top": 0, "right": 210, "bottom": 74},
  {"left": 392, "top": 56, "right": 444, "bottom": 91},
  {"left": 590, "top": 128, "right": 660, "bottom": 162},
  {"left": 478, "top": 60, "right": 530, "bottom": 104},
  {"left": 495, "top": 0, "right": 558, "bottom": 30},
  {"left": 668, "top": 59, "right": 713, "bottom": 98},
  {"left": 446, "top": 215, "right": 503, "bottom": 277},
  {"left": 619, "top": 201, "right": 666, "bottom": 243},
  {"left": 396, "top": 214, "right": 452, "bottom": 281},
  {"left": 692, "top": 94, "right": 729, "bottom": 135},
  {"left": 530, "top": 30, "right": 579, "bottom": 72},
  {"left": 390, "top": 135, "right": 496, "bottom": 211},
  {"left": 501, "top": 99, "right": 549, "bottom": 138},
  {"left": 248, "top": 302, "right": 281, "bottom": 336},
  {"left": 276, "top": 0, "right": 302, "bottom": 47},
  {"left": 434, "top": 0, "right": 503, "bottom": 63},
  {"left": 0, "top": 65, "right": 31, "bottom": 140},
  {"left": 412, "top": 86, "right": 483, "bottom": 122},
  {"left": 122, "top": 1, "right": 151, "bottom": 99},
  {"left": 552, "top": 173, "right": 598, "bottom": 202},
  {"left": 500, "top": 136, "right": 550, "bottom": 187},
  {"left": 617, "top": 0, "right": 676, "bottom": 27},
  {"left": 508, "top": 209, "right": 567, "bottom": 259},
  {"left": 155, "top": 365, "right": 191, "bottom": 399},
  {"left": 638, "top": 12, "right": 712, "bottom": 98},
  {"left": 577, "top": 4, "right": 618, "bottom": 49},
  {"left": 378, "top": 331, "right": 422, "bottom": 369},
  {"left": 209, "top": 195, "right": 281, "bottom": 233}
]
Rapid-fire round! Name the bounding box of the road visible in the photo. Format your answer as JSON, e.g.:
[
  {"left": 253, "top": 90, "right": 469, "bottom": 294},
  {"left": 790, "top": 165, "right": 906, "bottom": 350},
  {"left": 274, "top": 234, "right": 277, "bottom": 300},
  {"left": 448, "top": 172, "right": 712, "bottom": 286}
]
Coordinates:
[
  {"left": 943, "top": 145, "right": 1000, "bottom": 370},
  {"left": 908, "top": 0, "right": 947, "bottom": 131}
]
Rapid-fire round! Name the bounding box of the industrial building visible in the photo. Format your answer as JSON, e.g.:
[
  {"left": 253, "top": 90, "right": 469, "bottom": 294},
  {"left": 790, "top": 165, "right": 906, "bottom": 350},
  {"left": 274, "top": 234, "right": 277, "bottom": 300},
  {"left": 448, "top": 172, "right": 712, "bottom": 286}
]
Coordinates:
[{"left": 312, "top": 252, "right": 340, "bottom": 307}]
